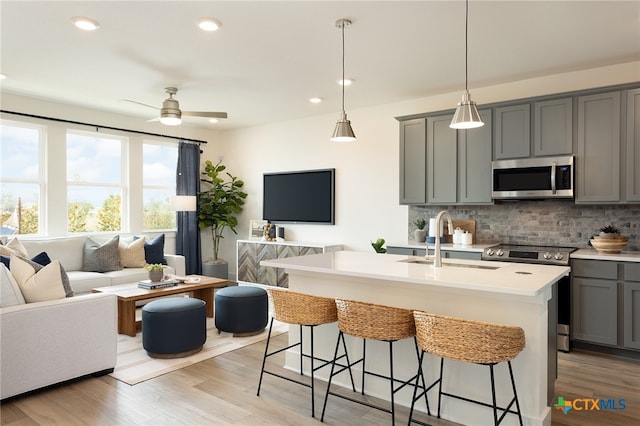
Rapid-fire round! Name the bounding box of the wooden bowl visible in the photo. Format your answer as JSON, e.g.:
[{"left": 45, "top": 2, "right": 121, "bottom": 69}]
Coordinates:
[{"left": 590, "top": 236, "right": 628, "bottom": 253}]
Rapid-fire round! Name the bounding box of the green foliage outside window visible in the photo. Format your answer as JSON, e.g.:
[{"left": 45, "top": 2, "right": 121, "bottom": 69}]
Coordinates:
[{"left": 97, "top": 194, "right": 121, "bottom": 232}]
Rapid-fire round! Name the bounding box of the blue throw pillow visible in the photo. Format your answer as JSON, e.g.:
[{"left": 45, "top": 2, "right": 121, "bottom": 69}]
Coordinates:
[
  {"left": 0, "top": 255, "right": 9, "bottom": 268},
  {"left": 134, "top": 234, "right": 166, "bottom": 265},
  {"left": 31, "top": 251, "right": 52, "bottom": 266}
]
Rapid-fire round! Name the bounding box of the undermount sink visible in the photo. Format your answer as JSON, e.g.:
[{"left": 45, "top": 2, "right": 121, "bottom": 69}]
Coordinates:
[{"left": 398, "top": 259, "right": 500, "bottom": 270}]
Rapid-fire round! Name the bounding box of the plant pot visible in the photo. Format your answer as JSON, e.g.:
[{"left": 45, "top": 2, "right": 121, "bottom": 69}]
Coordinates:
[
  {"left": 148, "top": 270, "right": 163, "bottom": 282},
  {"left": 202, "top": 260, "right": 229, "bottom": 279},
  {"left": 414, "top": 229, "right": 427, "bottom": 243}
]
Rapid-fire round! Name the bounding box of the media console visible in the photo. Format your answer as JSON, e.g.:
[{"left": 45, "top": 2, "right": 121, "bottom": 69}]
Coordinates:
[{"left": 236, "top": 240, "right": 343, "bottom": 287}]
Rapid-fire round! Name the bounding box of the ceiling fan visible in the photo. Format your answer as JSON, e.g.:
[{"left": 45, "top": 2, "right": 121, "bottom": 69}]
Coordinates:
[{"left": 125, "top": 87, "right": 228, "bottom": 126}]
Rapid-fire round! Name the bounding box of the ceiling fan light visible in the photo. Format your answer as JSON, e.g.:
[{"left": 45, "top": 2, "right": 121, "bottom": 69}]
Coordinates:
[
  {"left": 450, "top": 91, "right": 484, "bottom": 129},
  {"left": 330, "top": 112, "right": 356, "bottom": 142},
  {"left": 160, "top": 112, "right": 182, "bottom": 126}
]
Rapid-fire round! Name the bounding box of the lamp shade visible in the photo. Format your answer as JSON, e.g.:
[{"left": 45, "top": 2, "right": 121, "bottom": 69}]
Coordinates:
[
  {"left": 450, "top": 91, "right": 484, "bottom": 129},
  {"left": 330, "top": 112, "right": 356, "bottom": 142},
  {"left": 170, "top": 195, "right": 197, "bottom": 211}
]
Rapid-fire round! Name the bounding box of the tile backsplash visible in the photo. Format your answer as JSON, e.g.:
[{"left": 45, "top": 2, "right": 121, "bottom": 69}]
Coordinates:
[{"left": 409, "top": 201, "right": 640, "bottom": 251}]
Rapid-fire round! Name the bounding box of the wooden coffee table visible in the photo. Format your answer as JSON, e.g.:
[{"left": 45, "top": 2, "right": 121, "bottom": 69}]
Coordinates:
[{"left": 92, "top": 275, "right": 229, "bottom": 336}]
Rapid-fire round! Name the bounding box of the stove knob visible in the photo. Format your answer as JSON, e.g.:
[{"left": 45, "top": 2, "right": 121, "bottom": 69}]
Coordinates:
[
  {"left": 554, "top": 253, "right": 564, "bottom": 261},
  {"left": 543, "top": 252, "right": 552, "bottom": 260},
  {"left": 496, "top": 249, "right": 504, "bottom": 257},
  {"left": 486, "top": 249, "right": 494, "bottom": 256}
]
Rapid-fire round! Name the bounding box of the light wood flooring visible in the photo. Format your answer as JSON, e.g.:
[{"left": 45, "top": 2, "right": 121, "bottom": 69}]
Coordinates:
[{"left": 1, "top": 333, "right": 638, "bottom": 425}]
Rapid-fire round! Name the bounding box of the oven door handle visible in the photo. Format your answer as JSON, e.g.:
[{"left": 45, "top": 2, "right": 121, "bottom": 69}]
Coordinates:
[{"left": 551, "top": 161, "right": 557, "bottom": 194}]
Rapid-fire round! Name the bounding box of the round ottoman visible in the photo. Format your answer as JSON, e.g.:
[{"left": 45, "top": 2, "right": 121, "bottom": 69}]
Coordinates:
[
  {"left": 142, "top": 298, "right": 206, "bottom": 358},
  {"left": 215, "top": 286, "right": 268, "bottom": 336}
]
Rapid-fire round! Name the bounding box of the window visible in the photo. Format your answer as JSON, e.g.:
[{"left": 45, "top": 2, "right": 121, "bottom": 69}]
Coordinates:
[
  {"left": 0, "top": 120, "right": 43, "bottom": 235},
  {"left": 66, "top": 130, "right": 124, "bottom": 233},
  {"left": 143, "top": 141, "right": 178, "bottom": 230}
]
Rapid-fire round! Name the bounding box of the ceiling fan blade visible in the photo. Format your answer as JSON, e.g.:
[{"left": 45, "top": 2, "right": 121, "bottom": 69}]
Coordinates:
[
  {"left": 146, "top": 117, "right": 161, "bottom": 122},
  {"left": 123, "top": 99, "right": 160, "bottom": 110},
  {"left": 182, "top": 111, "right": 228, "bottom": 119}
]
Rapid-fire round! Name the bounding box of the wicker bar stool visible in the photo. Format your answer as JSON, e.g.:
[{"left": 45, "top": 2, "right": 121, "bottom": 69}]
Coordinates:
[
  {"left": 320, "top": 299, "right": 430, "bottom": 426},
  {"left": 409, "top": 311, "right": 525, "bottom": 426},
  {"left": 257, "top": 288, "right": 355, "bottom": 418}
]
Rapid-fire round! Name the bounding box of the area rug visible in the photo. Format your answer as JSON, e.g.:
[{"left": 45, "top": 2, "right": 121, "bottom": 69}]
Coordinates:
[{"left": 110, "top": 317, "right": 288, "bottom": 385}]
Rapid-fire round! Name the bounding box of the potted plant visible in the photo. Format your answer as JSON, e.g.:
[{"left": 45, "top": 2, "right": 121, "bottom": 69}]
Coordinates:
[
  {"left": 598, "top": 225, "right": 621, "bottom": 238},
  {"left": 590, "top": 224, "right": 628, "bottom": 253},
  {"left": 198, "top": 160, "right": 247, "bottom": 279},
  {"left": 371, "top": 238, "right": 387, "bottom": 254},
  {"left": 413, "top": 218, "right": 427, "bottom": 242},
  {"left": 145, "top": 263, "right": 165, "bottom": 282}
]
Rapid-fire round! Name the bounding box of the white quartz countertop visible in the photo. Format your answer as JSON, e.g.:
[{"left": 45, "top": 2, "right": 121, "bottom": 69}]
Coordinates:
[
  {"left": 386, "top": 242, "right": 498, "bottom": 252},
  {"left": 571, "top": 248, "right": 640, "bottom": 262},
  {"left": 261, "top": 250, "right": 569, "bottom": 297}
]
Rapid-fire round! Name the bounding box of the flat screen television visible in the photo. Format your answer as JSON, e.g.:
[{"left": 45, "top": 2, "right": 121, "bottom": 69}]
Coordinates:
[{"left": 263, "top": 168, "right": 335, "bottom": 224}]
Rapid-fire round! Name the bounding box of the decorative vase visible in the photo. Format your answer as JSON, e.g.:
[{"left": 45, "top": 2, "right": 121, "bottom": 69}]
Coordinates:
[
  {"left": 148, "top": 269, "right": 163, "bottom": 282},
  {"left": 414, "top": 229, "right": 427, "bottom": 243}
]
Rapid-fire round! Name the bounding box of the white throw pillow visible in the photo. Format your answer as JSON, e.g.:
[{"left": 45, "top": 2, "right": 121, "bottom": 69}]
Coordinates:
[
  {"left": 0, "top": 237, "right": 29, "bottom": 258},
  {"left": 118, "top": 237, "right": 146, "bottom": 268},
  {"left": 0, "top": 263, "right": 26, "bottom": 307},
  {"left": 10, "top": 255, "right": 65, "bottom": 303}
]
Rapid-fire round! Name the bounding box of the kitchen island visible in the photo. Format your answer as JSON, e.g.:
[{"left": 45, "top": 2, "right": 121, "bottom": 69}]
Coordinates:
[{"left": 261, "top": 251, "right": 570, "bottom": 426}]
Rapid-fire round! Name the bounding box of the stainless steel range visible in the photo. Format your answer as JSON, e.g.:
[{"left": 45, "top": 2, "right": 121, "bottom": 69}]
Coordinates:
[
  {"left": 482, "top": 244, "right": 577, "bottom": 352},
  {"left": 481, "top": 244, "right": 575, "bottom": 266}
]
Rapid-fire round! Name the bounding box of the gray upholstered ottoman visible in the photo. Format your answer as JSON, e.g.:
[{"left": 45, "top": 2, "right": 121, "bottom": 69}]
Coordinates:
[
  {"left": 214, "top": 286, "right": 268, "bottom": 336},
  {"left": 142, "top": 298, "right": 206, "bottom": 358}
]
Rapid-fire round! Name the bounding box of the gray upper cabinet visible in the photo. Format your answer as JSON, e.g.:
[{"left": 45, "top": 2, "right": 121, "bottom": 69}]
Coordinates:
[
  {"left": 626, "top": 88, "right": 640, "bottom": 202},
  {"left": 399, "top": 119, "right": 427, "bottom": 205},
  {"left": 458, "top": 109, "right": 493, "bottom": 204},
  {"left": 534, "top": 98, "right": 573, "bottom": 156},
  {"left": 494, "top": 104, "right": 531, "bottom": 159},
  {"left": 427, "top": 114, "right": 457, "bottom": 204},
  {"left": 576, "top": 91, "right": 621, "bottom": 203}
]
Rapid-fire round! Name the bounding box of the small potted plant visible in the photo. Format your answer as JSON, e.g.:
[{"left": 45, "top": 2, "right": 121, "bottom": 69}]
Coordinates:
[
  {"left": 145, "top": 263, "right": 165, "bottom": 282},
  {"left": 371, "top": 238, "right": 387, "bottom": 254},
  {"left": 413, "top": 218, "right": 427, "bottom": 243},
  {"left": 598, "top": 225, "right": 621, "bottom": 238}
]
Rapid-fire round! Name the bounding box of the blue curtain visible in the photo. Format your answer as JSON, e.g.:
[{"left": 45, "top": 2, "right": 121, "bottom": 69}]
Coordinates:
[{"left": 176, "top": 142, "right": 201, "bottom": 275}]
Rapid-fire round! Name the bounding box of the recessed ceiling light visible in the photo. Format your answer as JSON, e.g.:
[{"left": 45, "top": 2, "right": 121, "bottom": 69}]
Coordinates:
[
  {"left": 338, "top": 78, "right": 354, "bottom": 86},
  {"left": 71, "top": 16, "right": 100, "bottom": 31},
  {"left": 208, "top": 118, "right": 219, "bottom": 123},
  {"left": 197, "top": 18, "right": 222, "bottom": 31},
  {"left": 309, "top": 97, "right": 323, "bottom": 104},
  {"left": 0, "top": 73, "right": 7, "bottom": 80}
]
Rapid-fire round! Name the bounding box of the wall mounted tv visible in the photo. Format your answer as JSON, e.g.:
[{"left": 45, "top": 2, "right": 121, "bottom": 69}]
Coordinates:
[{"left": 263, "top": 168, "right": 335, "bottom": 224}]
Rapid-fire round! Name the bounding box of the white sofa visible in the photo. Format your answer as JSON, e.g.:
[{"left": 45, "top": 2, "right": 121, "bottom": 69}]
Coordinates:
[
  {"left": 0, "top": 234, "right": 186, "bottom": 399},
  {"left": 1, "top": 291, "right": 118, "bottom": 400},
  {"left": 19, "top": 235, "right": 186, "bottom": 295}
]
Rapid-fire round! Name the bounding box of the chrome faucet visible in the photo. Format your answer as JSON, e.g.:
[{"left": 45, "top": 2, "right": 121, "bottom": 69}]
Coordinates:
[{"left": 432, "top": 210, "right": 454, "bottom": 267}]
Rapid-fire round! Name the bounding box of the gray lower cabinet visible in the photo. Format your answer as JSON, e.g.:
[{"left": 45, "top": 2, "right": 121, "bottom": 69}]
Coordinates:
[
  {"left": 236, "top": 240, "right": 342, "bottom": 287},
  {"left": 399, "top": 119, "right": 427, "bottom": 204},
  {"left": 623, "top": 263, "right": 640, "bottom": 350},
  {"left": 572, "top": 276, "right": 618, "bottom": 345},
  {"left": 494, "top": 104, "right": 531, "bottom": 159},
  {"left": 571, "top": 259, "right": 640, "bottom": 352},
  {"left": 386, "top": 245, "right": 481, "bottom": 260},
  {"left": 575, "top": 91, "right": 621, "bottom": 203}
]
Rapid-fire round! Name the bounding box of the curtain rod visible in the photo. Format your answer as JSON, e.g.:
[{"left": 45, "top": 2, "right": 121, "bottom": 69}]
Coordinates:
[{"left": 0, "top": 109, "right": 208, "bottom": 145}]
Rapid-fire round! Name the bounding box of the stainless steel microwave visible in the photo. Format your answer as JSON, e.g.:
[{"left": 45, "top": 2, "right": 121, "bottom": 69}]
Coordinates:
[{"left": 492, "top": 155, "right": 574, "bottom": 199}]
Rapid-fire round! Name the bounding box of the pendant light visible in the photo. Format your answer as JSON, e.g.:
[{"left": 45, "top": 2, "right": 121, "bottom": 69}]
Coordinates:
[
  {"left": 450, "top": 0, "right": 484, "bottom": 129},
  {"left": 330, "top": 19, "right": 356, "bottom": 142}
]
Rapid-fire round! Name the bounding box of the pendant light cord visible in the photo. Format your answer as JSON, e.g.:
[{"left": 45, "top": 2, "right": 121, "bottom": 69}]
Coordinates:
[
  {"left": 341, "top": 21, "right": 346, "bottom": 113},
  {"left": 464, "top": 0, "right": 469, "bottom": 92}
]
